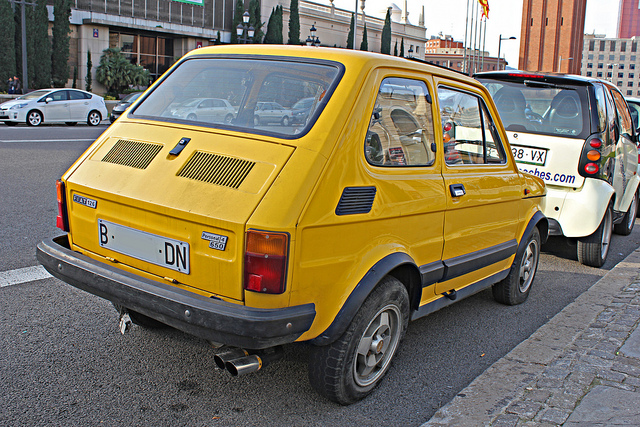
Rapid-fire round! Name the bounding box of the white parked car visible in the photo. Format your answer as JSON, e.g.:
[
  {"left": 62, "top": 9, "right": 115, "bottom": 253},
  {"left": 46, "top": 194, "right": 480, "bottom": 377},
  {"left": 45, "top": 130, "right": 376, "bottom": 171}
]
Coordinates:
[
  {"left": 477, "top": 71, "right": 640, "bottom": 267},
  {"left": 168, "top": 98, "right": 236, "bottom": 124},
  {"left": 0, "top": 88, "right": 108, "bottom": 126}
]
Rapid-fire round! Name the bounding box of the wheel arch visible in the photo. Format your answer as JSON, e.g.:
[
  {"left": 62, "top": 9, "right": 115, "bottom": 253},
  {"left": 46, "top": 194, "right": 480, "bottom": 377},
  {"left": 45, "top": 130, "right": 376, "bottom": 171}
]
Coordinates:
[
  {"left": 27, "top": 108, "right": 43, "bottom": 121},
  {"left": 310, "top": 252, "right": 420, "bottom": 346},
  {"left": 521, "top": 210, "right": 549, "bottom": 251}
]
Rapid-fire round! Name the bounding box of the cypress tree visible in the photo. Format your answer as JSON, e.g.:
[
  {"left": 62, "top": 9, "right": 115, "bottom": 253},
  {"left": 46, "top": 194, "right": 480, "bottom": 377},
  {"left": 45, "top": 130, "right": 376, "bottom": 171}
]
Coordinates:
[
  {"left": 287, "top": 0, "right": 300, "bottom": 45},
  {"left": 52, "top": 0, "right": 72, "bottom": 87},
  {"left": 381, "top": 9, "right": 391, "bottom": 55},
  {"left": 394, "top": 40, "right": 398, "bottom": 56},
  {"left": 231, "top": 0, "right": 244, "bottom": 44},
  {"left": 0, "top": 0, "right": 16, "bottom": 92},
  {"left": 346, "top": 13, "right": 354, "bottom": 49},
  {"left": 400, "top": 38, "right": 405, "bottom": 58},
  {"left": 85, "top": 51, "right": 92, "bottom": 92},
  {"left": 33, "top": 0, "right": 52, "bottom": 89},
  {"left": 263, "top": 7, "right": 277, "bottom": 44},
  {"left": 72, "top": 65, "right": 77, "bottom": 88},
  {"left": 249, "top": 0, "right": 264, "bottom": 43},
  {"left": 275, "top": 5, "right": 284, "bottom": 44},
  {"left": 360, "top": 23, "right": 368, "bottom": 51}
]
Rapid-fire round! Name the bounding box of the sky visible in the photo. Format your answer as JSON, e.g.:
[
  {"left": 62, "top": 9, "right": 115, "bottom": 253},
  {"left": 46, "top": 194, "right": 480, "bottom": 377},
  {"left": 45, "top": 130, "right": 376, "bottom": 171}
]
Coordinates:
[{"left": 329, "top": 0, "right": 620, "bottom": 68}]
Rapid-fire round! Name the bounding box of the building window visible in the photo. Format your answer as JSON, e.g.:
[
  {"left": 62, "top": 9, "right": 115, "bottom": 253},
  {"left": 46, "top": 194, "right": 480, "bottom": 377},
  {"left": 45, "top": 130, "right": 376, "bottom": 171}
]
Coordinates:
[
  {"left": 633, "top": 42, "right": 637, "bottom": 52},
  {"left": 610, "top": 55, "right": 616, "bottom": 60},
  {"left": 611, "top": 41, "right": 616, "bottom": 51},
  {"left": 588, "top": 54, "right": 594, "bottom": 60},
  {"left": 621, "top": 55, "right": 626, "bottom": 61},
  {"left": 629, "top": 82, "right": 634, "bottom": 87},
  {"left": 587, "top": 63, "right": 593, "bottom": 68},
  {"left": 600, "top": 40, "right": 606, "bottom": 50},
  {"left": 630, "top": 73, "right": 635, "bottom": 79},
  {"left": 617, "top": 81, "right": 623, "bottom": 87},
  {"left": 586, "top": 71, "right": 592, "bottom": 76},
  {"left": 632, "top": 56, "right": 637, "bottom": 61},
  {"left": 598, "top": 63, "right": 603, "bottom": 68},
  {"left": 619, "top": 72, "right": 624, "bottom": 78},
  {"left": 607, "top": 72, "right": 612, "bottom": 78},
  {"left": 608, "top": 64, "right": 614, "bottom": 69},
  {"left": 599, "top": 54, "right": 604, "bottom": 60},
  {"left": 628, "top": 90, "right": 633, "bottom": 95},
  {"left": 109, "top": 32, "right": 175, "bottom": 80},
  {"left": 622, "top": 41, "right": 627, "bottom": 51},
  {"left": 589, "top": 40, "right": 595, "bottom": 51},
  {"left": 632, "top": 64, "right": 636, "bottom": 70},
  {"left": 597, "top": 72, "right": 603, "bottom": 77},
  {"left": 620, "top": 64, "right": 625, "bottom": 70}
]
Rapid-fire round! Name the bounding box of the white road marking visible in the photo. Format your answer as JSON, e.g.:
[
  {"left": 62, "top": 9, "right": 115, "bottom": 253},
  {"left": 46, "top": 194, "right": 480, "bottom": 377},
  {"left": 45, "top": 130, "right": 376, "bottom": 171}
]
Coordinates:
[{"left": 0, "top": 265, "right": 52, "bottom": 288}]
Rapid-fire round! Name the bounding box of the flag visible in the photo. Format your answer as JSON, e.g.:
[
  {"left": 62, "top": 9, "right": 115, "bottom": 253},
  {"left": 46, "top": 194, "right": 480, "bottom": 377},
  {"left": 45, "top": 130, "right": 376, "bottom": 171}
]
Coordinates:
[{"left": 478, "top": 0, "right": 489, "bottom": 19}]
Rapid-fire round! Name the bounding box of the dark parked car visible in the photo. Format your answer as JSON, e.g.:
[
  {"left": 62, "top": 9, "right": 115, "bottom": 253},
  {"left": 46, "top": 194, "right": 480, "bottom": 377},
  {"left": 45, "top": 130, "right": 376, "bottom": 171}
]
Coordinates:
[{"left": 110, "top": 92, "right": 143, "bottom": 124}]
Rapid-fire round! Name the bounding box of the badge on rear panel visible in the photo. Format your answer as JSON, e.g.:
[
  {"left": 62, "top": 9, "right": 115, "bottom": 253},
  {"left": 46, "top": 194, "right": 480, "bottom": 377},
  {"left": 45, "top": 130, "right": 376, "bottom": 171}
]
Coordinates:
[
  {"left": 72, "top": 194, "right": 97, "bottom": 209},
  {"left": 201, "top": 232, "right": 228, "bottom": 251}
]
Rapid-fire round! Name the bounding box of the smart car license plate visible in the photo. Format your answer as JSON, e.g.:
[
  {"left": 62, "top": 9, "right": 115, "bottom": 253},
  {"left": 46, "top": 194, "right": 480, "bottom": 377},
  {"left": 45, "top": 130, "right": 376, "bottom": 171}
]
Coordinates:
[
  {"left": 511, "top": 144, "right": 548, "bottom": 166},
  {"left": 98, "top": 219, "right": 190, "bottom": 274}
]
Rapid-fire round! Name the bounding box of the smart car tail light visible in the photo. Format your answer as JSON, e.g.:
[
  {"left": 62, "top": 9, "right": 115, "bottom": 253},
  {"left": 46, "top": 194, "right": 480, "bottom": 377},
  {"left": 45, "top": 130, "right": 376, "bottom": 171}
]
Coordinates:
[
  {"left": 578, "top": 137, "right": 604, "bottom": 179},
  {"left": 244, "top": 230, "right": 289, "bottom": 294},
  {"left": 56, "top": 180, "right": 69, "bottom": 232}
]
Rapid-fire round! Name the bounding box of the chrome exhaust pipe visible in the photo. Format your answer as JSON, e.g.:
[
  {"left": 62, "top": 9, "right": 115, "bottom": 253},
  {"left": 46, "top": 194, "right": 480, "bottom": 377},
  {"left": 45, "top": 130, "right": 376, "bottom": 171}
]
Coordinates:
[
  {"left": 213, "top": 347, "right": 249, "bottom": 370},
  {"left": 225, "top": 347, "right": 283, "bottom": 376}
]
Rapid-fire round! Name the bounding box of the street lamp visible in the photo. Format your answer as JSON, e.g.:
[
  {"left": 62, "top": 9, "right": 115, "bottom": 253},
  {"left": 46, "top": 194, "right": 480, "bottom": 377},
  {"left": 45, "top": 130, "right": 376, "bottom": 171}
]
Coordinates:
[
  {"left": 497, "top": 35, "right": 516, "bottom": 71},
  {"left": 236, "top": 10, "right": 254, "bottom": 44},
  {"left": 407, "top": 46, "right": 414, "bottom": 58},
  {"left": 306, "top": 23, "right": 321, "bottom": 47},
  {"left": 557, "top": 56, "right": 573, "bottom": 73}
]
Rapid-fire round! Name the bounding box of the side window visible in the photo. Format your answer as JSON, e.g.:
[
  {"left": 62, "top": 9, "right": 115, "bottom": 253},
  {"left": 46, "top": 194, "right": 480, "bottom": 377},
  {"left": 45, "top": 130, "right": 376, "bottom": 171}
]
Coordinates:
[
  {"left": 603, "top": 86, "right": 618, "bottom": 143},
  {"left": 438, "top": 86, "right": 506, "bottom": 165},
  {"left": 610, "top": 89, "right": 634, "bottom": 138},
  {"left": 364, "top": 77, "right": 435, "bottom": 167},
  {"left": 594, "top": 84, "right": 608, "bottom": 133},
  {"left": 68, "top": 90, "right": 86, "bottom": 100}
]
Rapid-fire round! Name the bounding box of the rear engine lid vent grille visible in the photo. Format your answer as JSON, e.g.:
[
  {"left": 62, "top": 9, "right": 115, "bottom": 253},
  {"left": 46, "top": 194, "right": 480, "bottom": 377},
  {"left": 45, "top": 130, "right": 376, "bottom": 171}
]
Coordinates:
[
  {"left": 336, "top": 186, "right": 377, "bottom": 215},
  {"left": 178, "top": 151, "right": 255, "bottom": 189},
  {"left": 101, "top": 139, "right": 163, "bottom": 169}
]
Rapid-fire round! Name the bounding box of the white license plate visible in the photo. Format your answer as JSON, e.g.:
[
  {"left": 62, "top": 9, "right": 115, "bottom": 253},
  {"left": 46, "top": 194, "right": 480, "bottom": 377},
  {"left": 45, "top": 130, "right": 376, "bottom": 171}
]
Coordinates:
[
  {"left": 98, "top": 219, "right": 190, "bottom": 274},
  {"left": 511, "top": 144, "right": 548, "bottom": 166}
]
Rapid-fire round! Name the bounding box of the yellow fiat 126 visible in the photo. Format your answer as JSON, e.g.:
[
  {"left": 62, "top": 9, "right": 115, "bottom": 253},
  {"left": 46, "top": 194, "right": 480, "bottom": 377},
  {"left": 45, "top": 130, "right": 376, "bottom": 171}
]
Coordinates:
[{"left": 38, "top": 45, "right": 547, "bottom": 404}]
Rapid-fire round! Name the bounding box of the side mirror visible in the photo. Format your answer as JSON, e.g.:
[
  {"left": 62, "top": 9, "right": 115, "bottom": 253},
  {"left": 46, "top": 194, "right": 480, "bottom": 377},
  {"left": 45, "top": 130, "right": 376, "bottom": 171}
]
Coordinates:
[{"left": 45, "top": 97, "right": 53, "bottom": 103}]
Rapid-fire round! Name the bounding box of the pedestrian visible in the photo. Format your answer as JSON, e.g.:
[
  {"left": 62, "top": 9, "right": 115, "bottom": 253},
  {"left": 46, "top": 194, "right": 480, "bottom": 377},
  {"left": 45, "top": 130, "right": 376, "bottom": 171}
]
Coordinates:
[
  {"left": 13, "top": 76, "right": 21, "bottom": 95},
  {"left": 7, "top": 77, "right": 14, "bottom": 94}
]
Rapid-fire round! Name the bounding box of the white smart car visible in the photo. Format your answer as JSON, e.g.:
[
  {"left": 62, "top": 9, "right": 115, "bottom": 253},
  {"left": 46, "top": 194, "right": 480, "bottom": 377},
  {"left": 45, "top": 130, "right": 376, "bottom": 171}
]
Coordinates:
[
  {"left": 477, "top": 71, "right": 640, "bottom": 267},
  {"left": 0, "top": 88, "right": 108, "bottom": 126}
]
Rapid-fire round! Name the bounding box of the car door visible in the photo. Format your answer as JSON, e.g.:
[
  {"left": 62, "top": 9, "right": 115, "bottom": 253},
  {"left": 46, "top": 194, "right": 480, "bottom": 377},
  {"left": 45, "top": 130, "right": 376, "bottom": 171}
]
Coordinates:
[
  {"left": 610, "top": 88, "right": 638, "bottom": 204},
  {"left": 67, "top": 90, "right": 91, "bottom": 121},
  {"left": 436, "top": 83, "right": 522, "bottom": 294},
  {"left": 40, "top": 90, "right": 69, "bottom": 122}
]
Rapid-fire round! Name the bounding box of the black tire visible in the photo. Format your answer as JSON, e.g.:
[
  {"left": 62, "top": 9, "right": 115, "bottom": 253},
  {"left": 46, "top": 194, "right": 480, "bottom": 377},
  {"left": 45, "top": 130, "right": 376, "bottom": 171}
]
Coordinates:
[
  {"left": 186, "top": 113, "right": 197, "bottom": 121},
  {"left": 26, "top": 110, "right": 43, "bottom": 126},
  {"left": 65, "top": 122, "right": 77, "bottom": 126},
  {"left": 87, "top": 110, "right": 101, "bottom": 126},
  {"left": 112, "top": 303, "right": 167, "bottom": 329},
  {"left": 4, "top": 121, "right": 18, "bottom": 126},
  {"left": 493, "top": 227, "right": 541, "bottom": 305},
  {"left": 308, "top": 276, "right": 409, "bottom": 405},
  {"left": 577, "top": 203, "right": 613, "bottom": 268},
  {"left": 253, "top": 115, "right": 260, "bottom": 125},
  {"left": 281, "top": 116, "right": 290, "bottom": 126},
  {"left": 224, "top": 114, "right": 233, "bottom": 124},
  {"left": 614, "top": 191, "right": 637, "bottom": 236}
]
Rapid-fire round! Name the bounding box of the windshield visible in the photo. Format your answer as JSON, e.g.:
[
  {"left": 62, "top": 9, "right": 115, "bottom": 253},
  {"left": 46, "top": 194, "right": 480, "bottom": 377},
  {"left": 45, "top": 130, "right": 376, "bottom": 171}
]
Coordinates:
[
  {"left": 18, "top": 90, "right": 52, "bottom": 100},
  {"left": 132, "top": 57, "right": 342, "bottom": 137},
  {"left": 477, "top": 78, "right": 591, "bottom": 139}
]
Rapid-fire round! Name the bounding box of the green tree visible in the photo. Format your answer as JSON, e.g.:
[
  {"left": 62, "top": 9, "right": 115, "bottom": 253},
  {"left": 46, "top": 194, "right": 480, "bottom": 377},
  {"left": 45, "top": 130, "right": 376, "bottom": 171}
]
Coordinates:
[
  {"left": 0, "top": 0, "right": 16, "bottom": 92},
  {"left": 231, "top": 0, "right": 244, "bottom": 44},
  {"left": 32, "top": 0, "right": 52, "bottom": 89},
  {"left": 287, "top": 0, "right": 300, "bottom": 45},
  {"left": 400, "top": 38, "right": 405, "bottom": 58},
  {"left": 52, "top": 0, "right": 72, "bottom": 87},
  {"left": 346, "top": 13, "right": 354, "bottom": 49},
  {"left": 360, "top": 23, "right": 368, "bottom": 51},
  {"left": 381, "top": 8, "right": 391, "bottom": 55},
  {"left": 96, "top": 48, "right": 150, "bottom": 96},
  {"left": 249, "top": 0, "right": 264, "bottom": 43},
  {"left": 263, "top": 7, "right": 277, "bottom": 44},
  {"left": 394, "top": 40, "right": 398, "bottom": 56},
  {"left": 85, "top": 51, "right": 92, "bottom": 92}
]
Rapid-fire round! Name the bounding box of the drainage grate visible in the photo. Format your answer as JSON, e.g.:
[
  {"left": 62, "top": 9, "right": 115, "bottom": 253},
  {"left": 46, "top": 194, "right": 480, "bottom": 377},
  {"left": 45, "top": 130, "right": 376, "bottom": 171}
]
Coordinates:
[
  {"left": 101, "top": 140, "right": 163, "bottom": 169},
  {"left": 177, "top": 151, "right": 255, "bottom": 189}
]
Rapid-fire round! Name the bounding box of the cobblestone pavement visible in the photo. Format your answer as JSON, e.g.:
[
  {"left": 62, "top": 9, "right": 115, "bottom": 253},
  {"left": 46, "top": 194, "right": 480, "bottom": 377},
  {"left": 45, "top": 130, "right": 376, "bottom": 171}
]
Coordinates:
[{"left": 424, "top": 249, "right": 640, "bottom": 426}]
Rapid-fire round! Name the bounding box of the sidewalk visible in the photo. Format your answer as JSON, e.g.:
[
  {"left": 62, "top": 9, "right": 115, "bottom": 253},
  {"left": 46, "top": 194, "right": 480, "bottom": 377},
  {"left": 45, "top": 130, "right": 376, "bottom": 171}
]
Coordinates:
[{"left": 424, "top": 249, "right": 640, "bottom": 426}]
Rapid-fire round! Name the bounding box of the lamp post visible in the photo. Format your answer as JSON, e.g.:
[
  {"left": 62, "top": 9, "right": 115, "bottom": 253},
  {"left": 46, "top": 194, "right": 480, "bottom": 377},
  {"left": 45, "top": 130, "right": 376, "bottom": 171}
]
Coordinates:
[
  {"left": 497, "top": 35, "right": 516, "bottom": 71},
  {"left": 557, "top": 56, "right": 573, "bottom": 73},
  {"left": 236, "top": 10, "right": 254, "bottom": 44},
  {"left": 407, "top": 46, "right": 414, "bottom": 58},
  {"left": 306, "top": 23, "right": 321, "bottom": 47},
  {"left": 8, "top": 0, "right": 37, "bottom": 93}
]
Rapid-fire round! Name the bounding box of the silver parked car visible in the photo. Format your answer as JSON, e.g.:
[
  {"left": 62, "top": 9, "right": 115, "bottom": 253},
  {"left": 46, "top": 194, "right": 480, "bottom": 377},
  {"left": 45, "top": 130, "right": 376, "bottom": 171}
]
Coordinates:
[
  {"left": 168, "top": 98, "right": 236, "bottom": 124},
  {"left": 0, "top": 88, "right": 108, "bottom": 126},
  {"left": 254, "top": 101, "right": 292, "bottom": 126}
]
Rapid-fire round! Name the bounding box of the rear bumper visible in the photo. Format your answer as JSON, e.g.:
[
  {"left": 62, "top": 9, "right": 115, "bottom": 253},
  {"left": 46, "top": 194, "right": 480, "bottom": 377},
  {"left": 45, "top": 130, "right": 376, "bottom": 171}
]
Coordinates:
[{"left": 37, "top": 236, "right": 316, "bottom": 349}]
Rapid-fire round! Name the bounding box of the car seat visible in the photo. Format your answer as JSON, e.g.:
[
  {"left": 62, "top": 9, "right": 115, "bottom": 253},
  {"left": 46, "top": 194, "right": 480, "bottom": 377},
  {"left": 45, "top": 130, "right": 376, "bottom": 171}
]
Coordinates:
[
  {"left": 547, "top": 90, "right": 582, "bottom": 135},
  {"left": 493, "top": 86, "right": 527, "bottom": 131}
]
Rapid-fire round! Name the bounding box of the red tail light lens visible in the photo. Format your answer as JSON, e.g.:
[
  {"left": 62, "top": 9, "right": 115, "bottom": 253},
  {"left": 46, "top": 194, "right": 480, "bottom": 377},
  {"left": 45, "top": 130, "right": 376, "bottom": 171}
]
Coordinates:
[
  {"left": 585, "top": 163, "right": 599, "bottom": 174},
  {"left": 56, "top": 180, "right": 69, "bottom": 232},
  {"left": 589, "top": 139, "right": 602, "bottom": 149},
  {"left": 244, "top": 230, "right": 289, "bottom": 294}
]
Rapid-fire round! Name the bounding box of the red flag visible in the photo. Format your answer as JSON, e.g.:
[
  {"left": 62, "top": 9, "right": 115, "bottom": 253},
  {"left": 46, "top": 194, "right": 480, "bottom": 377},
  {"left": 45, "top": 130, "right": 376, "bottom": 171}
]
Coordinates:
[{"left": 478, "top": 0, "right": 489, "bottom": 19}]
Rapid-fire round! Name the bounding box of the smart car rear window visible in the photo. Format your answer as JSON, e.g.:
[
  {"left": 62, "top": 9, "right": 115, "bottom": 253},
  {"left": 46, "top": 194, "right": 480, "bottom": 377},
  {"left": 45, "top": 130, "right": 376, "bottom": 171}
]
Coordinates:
[{"left": 131, "top": 57, "right": 342, "bottom": 138}]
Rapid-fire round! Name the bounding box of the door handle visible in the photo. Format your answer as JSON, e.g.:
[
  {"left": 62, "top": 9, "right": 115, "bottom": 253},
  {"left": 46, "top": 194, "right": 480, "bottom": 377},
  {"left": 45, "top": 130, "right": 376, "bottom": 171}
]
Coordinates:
[{"left": 449, "top": 184, "right": 466, "bottom": 197}]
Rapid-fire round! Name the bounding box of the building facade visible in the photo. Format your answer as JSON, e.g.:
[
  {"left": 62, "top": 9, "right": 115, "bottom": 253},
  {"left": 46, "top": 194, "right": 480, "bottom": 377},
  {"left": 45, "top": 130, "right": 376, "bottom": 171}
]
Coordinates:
[
  {"left": 422, "top": 33, "right": 507, "bottom": 73},
  {"left": 46, "top": 0, "right": 427, "bottom": 94},
  {"left": 518, "top": 0, "right": 587, "bottom": 74},
  {"left": 580, "top": 33, "right": 640, "bottom": 97},
  {"left": 618, "top": 0, "right": 640, "bottom": 39}
]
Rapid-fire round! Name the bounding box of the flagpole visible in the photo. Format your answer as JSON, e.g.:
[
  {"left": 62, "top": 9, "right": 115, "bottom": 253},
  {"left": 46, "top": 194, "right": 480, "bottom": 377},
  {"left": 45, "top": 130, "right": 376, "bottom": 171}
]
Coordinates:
[
  {"left": 463, "top": 0, "right": 470, "bottom": 73},
  {"left": 481, "top": 16, "right": 487, "bottom": 71}
]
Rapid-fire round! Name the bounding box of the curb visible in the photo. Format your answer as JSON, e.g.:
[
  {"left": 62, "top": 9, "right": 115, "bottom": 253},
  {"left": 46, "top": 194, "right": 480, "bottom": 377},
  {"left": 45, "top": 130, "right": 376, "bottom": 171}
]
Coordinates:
[{"left": 423, "top": 248, "right": 640, "bottom": 426}]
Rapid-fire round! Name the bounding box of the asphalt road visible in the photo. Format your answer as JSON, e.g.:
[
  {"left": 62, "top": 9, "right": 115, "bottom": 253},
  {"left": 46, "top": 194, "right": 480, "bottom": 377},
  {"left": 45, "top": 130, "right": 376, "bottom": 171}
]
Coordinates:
[{"left": 2, "top": 125, "right": 640, "bottom": 426}]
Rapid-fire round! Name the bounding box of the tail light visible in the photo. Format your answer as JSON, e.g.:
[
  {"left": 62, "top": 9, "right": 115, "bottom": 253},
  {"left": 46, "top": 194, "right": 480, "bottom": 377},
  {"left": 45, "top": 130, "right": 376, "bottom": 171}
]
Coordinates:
[
  {"left": 56, "top": 179, "right": 69, "bottom": 232},
  {"left": 243, "top": 230, "right": 289, "bottom": 294},
  {"left": 578, "top": 137, "right": 604, "bottom": 179}
]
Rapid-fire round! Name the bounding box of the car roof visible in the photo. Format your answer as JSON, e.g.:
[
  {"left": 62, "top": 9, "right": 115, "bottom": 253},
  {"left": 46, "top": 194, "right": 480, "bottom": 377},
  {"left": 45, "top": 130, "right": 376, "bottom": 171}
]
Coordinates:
[{"left": 475, "top": 70, "right": 604, "bottom": 87}]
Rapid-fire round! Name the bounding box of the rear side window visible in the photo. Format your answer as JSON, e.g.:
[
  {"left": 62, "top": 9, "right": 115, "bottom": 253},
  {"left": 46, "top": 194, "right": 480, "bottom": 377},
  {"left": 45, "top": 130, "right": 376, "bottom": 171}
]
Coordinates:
[
  {"left": 610, "top": 89, "right": 634, "bottom": 138},
  {"left": 594, "top": 84, "right": 608, "bottom": 133},
  {"left": 364, "top": 77, "right": 436, "bottom": 167},
  {"left": 438, "top": 86, "right": 506, "bottom": 165}
]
